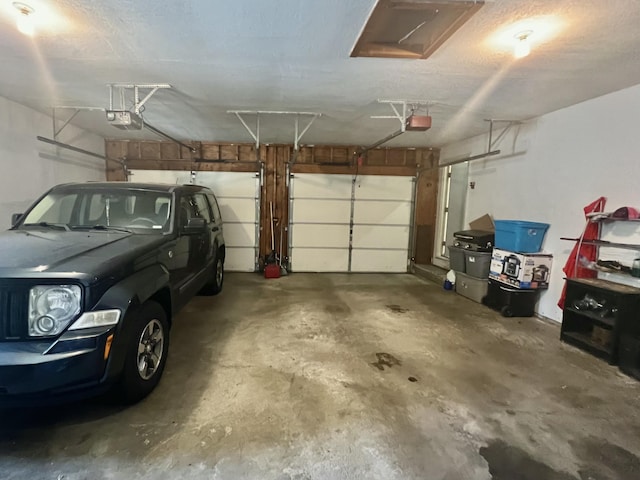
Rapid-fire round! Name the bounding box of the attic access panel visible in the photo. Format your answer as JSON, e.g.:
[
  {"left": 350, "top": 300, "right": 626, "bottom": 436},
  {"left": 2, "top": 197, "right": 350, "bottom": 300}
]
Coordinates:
[{"left": 351, "top": 0, "right": 484, "bottom": 59}]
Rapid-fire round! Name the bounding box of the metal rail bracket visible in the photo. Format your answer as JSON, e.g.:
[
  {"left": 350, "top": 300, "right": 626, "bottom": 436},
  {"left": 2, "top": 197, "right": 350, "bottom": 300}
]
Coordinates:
[
  {"left": 228, "top": 110, "right": 321, "bottom": 150},
  {"left": 439, "top": 119, "right": 524, "bottom": 167},
  {"left": 108, "top": 83, "right": 171, "bottom": 115},
  {"left": 372, "top": 99, "right": 431, "bottom": 132}
]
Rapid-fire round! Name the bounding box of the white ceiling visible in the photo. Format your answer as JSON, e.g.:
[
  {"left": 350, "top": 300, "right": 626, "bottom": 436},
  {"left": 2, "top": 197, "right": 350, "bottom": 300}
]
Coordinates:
[{"left": 1, "top": 0, "right": 640, "bottom": 148}]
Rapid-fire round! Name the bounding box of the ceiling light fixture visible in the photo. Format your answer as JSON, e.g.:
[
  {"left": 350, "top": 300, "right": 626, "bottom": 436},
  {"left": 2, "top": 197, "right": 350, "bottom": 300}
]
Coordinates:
[
  {"left": 513, "top": 30, "right": 533, "bottom": 59},
  {"left": 488, "top": 16, "right": 563, "bottom": 57},
  {"left": 13, "top": 2, "right": 36, "bottom": 36}
]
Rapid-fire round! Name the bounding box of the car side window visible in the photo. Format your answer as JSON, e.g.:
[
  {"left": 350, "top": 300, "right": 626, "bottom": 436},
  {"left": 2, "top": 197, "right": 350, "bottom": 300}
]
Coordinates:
[
  {"left": 192, "top": 194, "right": 212, "bottom": 223},
  {"left": 179, "top": 196, "right": 197, "bottom": 227},
  {"left": 206, "top": 194, "right": 222, "bottom": 223}
]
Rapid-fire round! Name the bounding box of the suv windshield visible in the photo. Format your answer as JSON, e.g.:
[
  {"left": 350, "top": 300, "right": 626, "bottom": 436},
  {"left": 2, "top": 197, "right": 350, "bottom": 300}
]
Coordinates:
[{"left": 19, "top": 187, "right": 173, "bottom": 234}]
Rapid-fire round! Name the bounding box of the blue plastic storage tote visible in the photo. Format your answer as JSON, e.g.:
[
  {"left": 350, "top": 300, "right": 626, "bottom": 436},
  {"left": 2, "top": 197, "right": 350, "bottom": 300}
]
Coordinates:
[{"left": 494, "top": 220, "right": 549, "bottom": 253}]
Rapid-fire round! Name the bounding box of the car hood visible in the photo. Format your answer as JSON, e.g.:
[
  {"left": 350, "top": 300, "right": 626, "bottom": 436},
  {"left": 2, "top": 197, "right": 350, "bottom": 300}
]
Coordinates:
[{"left": 0, "top": 229, "right": 166, "bottom": 278}]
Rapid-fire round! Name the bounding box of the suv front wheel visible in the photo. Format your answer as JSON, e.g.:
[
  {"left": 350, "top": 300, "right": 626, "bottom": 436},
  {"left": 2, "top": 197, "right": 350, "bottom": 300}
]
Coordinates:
[{"left": 117, "top": 301, "right": 170, "bottom": 403}]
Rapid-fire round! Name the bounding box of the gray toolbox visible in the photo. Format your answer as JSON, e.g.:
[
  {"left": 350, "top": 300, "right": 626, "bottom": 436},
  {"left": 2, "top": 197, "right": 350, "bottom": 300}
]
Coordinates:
[
  {"left": 448, "top": 245, "right": 466, "bottom": 273},
  {"left": 455, "top": 272, "right": 489, "bottom": 303},
  {"left": 464, "top": 250, "right": 492, "bottom": 279}
]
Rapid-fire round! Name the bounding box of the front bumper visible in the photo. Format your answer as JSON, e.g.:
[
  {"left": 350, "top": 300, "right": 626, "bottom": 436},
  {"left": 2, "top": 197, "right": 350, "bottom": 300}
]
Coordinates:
[{"left": 0, "top": 327, "right": 116, "bottom": 407}]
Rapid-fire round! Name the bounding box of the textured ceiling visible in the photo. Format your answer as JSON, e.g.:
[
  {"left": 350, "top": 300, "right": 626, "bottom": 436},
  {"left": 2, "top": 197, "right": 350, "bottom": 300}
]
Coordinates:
[{"left": 1, "top": 0, "right": 640, "bottom": 148}]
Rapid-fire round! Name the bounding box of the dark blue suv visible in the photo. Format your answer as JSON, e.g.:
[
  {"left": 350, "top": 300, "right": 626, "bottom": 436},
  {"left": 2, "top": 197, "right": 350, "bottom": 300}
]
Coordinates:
[{"left": 0, "top": 182, "right": 225, "bottom": 405}]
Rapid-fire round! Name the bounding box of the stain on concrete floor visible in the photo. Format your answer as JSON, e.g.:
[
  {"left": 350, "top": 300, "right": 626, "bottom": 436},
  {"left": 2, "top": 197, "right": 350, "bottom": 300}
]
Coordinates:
[
  {"left": 479, "top": 436, "right": 640, "bottom": 480},
  {"left": 370, "top": 352, "right": 402, "bottom": 371},
  {"left": 572, "top": 436, "right": 640, "bottom": 480},
  {"left": 1, "top": 273, "right": 640, "bottom": 480},
  {"left": 386, "top": 304, "right": 409, "bottom": 314},
  {"left": 480, "top": 439, "right": 576, "bottom": 480}
]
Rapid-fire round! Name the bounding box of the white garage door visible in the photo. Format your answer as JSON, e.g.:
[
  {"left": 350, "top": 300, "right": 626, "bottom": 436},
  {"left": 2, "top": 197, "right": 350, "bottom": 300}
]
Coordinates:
[
  {"left": 290, "top": 174, "right": 352, "bottom": 272},
  {"left": 289, "top": 173, "right": 414, "bottom": 273},
  {"left": 352, "top": 175, "right": 414, "bottom": 272},
  {"left": 129, "top": 170, "right": 259, "bottom": 272}
]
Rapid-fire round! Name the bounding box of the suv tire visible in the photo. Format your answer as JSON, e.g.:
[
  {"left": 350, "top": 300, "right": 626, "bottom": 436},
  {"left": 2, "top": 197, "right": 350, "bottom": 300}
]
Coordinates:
[
  {"left": 117, "top": 301, "right": 170, "bottom": 404},
  {"left": 200, "top": 254, "right": 224, "bottom": 296}
]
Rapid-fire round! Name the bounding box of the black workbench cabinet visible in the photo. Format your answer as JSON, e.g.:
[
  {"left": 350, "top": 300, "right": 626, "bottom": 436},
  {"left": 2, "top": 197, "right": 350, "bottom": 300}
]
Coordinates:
[{"left": 561, "top": 278, "right": 640, "bottom": 365}]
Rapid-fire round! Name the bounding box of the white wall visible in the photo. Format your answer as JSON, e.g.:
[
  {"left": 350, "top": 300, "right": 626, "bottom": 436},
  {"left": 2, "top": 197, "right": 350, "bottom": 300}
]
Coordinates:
[
  {"left": 439, "top": 83, "right": 640, "bottom": 322},
  {"left": 0, "top": 96, "right": 105, "bottom": 227}
]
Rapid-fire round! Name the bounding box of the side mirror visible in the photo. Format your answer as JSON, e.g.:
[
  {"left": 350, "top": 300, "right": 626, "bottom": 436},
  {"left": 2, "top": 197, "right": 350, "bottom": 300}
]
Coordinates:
[
  {"left": 11, "top": 213, "right": 23, "bottom": 226},
  {"left": 182, "top": 217, "right": 206, "bottom": 234}
]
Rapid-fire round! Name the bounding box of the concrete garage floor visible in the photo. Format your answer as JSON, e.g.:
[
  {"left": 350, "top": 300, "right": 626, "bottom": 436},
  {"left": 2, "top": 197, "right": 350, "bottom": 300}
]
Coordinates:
[{"left": 2, "top": 274, "right": 640, "bottom": 480}]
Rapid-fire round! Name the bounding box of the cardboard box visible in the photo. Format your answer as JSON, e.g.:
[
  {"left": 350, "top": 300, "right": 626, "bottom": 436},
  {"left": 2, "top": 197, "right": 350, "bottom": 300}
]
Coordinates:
[
  {"left": 489, "top": 248, "right": 553, "bottom": 290},
  {"left": 469, "top": 214, "right": 495, "bottom": 232}
]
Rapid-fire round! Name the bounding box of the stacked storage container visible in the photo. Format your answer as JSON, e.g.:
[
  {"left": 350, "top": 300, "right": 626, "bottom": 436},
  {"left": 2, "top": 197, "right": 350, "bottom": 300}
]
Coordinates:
[
  {"left": 483, "top": 220, "right": 551, "bottom": 317},
  {"left": 449, "top": 230, "right": 494, "bottom": 303}
]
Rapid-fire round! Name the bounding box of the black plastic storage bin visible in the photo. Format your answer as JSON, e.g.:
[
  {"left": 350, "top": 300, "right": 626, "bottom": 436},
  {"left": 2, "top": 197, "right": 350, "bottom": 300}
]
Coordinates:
[
  {"left": 619, "top": 335, "right": 640, "bottom": 380},
  {"left": 482, "top": 279, "right": 540, "bottom": 317}
]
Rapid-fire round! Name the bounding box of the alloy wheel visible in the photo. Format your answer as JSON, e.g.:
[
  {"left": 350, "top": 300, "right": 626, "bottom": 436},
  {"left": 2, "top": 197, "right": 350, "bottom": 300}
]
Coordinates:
[{"left": 137, "top": 319, "right": 164, "bottom": 380}]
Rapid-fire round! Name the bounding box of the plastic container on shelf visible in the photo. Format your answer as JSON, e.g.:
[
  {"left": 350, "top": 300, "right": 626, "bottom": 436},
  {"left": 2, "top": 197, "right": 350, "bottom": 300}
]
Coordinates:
[
  {"left": 448, "top": 245, "right": 466, "bottom": 273},
  {"left": 464, "top": 250, "right": 492, "bottom": 279},
  {"left": 494, "top": 220, "right": 550, "bottom": 253}
]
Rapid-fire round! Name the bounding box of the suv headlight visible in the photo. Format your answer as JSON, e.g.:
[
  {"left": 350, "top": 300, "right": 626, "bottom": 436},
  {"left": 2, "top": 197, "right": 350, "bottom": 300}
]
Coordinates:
[{"left": 29, "top": 285, "right": 82, "bottom": 337}]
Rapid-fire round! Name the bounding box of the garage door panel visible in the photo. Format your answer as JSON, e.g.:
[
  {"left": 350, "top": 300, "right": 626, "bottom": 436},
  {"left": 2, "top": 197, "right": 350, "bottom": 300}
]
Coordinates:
[
  {"left": 290, "top": 174, "right": 412, "bottom": 273},
  {"left": 292, "top": 199, "right": 351, "bottom": 224},
  {"left": 291, "top": 224, "right": 350, "bottom": 248},
  {"left": 130, "top": 169, "right": 258, "bottom": 272},
  {"left": 222, "top": 223, "right": 255, "bottom": 247},
  {"left": 353, "top": 201, "right": 411, "bottom": 225},
  {"left": 351, "top": 250, "right": 408, "bottom": 273},
  {"left": 291, "top": 248, "right": 349, "bottom": 272},
  {"left": 353, "top": 225, "right": 410, "bottom": 249},
  {"left": 354, "top": 176, "right": 414, "bottom": 201},
  {"left": 218, "top": 198, "right": 256, "bottom": 223},
  {"left": 224, "top": 248, "right": 256, "bottom": 272},
  {"left": 292, "top": 174, "right": 352, "bottom": 199},
  {"left": 130, "top": 170, "right": 193, "bottom": 185},
  {"left": 195, "top": 171, "right": 258, "bottom": 198}
]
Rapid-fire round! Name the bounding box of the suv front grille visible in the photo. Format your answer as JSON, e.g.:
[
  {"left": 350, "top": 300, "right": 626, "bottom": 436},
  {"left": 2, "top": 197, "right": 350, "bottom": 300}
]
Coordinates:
[{"left": 0, "top": 288, "right": 28, "bottom": 340}]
